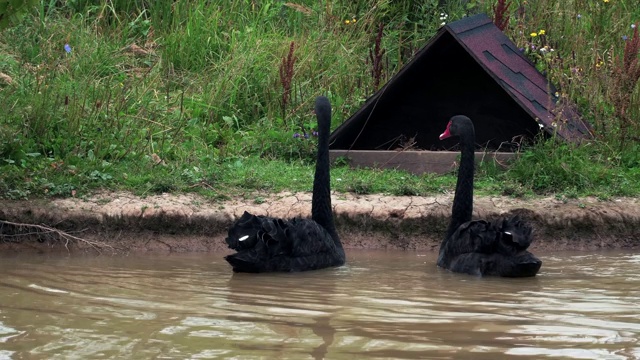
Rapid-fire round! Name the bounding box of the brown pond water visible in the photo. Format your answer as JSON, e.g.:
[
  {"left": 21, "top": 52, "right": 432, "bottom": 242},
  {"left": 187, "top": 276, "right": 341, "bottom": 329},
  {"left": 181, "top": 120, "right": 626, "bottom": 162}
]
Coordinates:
[{"left": 0, "top": 250, "right": 639, "bottom": 360}]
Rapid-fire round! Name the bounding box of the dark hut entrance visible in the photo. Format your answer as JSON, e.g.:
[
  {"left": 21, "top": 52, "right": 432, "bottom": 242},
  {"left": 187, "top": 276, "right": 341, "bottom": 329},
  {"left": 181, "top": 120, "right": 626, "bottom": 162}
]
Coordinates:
[{"left": 329, "top": 13, "right": 591, "bottom": 174}]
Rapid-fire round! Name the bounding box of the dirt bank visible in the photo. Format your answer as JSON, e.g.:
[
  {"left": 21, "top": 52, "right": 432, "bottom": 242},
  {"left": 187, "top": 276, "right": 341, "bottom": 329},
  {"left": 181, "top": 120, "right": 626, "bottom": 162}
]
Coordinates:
[{"left": 1, "top": 191, "right": 639, "bottom": 254}]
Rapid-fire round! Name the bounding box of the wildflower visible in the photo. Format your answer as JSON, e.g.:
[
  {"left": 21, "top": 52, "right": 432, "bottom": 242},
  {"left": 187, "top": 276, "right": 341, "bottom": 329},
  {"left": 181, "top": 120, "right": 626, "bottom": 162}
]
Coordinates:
[
  {"left": 440, "top": 13, "right": 448, "bottom": 26},
  {"left": 530, "top": 32, "right": 538, "bottom": 37},
  {"left": 352, "top": 18, "right": 357, "bottom": 23},
  {"left": 632, "top": 24, "right": 637, "bottom": 29},
  {"left": 519, "top": 47, "right": 525, "bottom": 52},
  {"left": 344, "top": 20, "right": 350, "bottom": 24},
  {"left": 312, "top": 131, "right": 319, "bottom": 137},
  {"left": 622, "top": 35, "right": 629, "bottom": 41},
  {"left": 538, "top": 29, "right": 546, "bottom": 35},
  {"left": 603, "top": 0, "right": 609, "bottom": 3},
  {"left": 293, "top": 133, "right": 300, "bottom": 138},
  {"left": 577, "top": 14, "right": 582, "bottom": 19},
  {"left": 304, "top": 133, "right": 310, "bottom": 139},
  {"left": 554, "top": 91, "right": 560, "bottom": 97},
  {"left": 64, "top": 44, "right": 72, "bottom": 53}
]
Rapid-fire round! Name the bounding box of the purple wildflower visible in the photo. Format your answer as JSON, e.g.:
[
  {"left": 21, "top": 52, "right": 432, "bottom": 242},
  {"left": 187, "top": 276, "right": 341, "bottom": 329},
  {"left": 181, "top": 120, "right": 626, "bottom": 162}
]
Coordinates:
[
  {"left": 622, "top": 35, "right": 629, "bottom": 41},
  {"left": 312, "top": 130, "right": 319, "bottom": 137},
  {"left": 304, "top": 133, "right": 310, "bottom": 139},
  {"left": 293, "top": 132, "right": 300, "bottom": 138},
  {"left": 519, "top": 47, "right": 524, "bottom": 52},
  {"left": 64, "top": 44, "right": 72, "bottom": 53}
]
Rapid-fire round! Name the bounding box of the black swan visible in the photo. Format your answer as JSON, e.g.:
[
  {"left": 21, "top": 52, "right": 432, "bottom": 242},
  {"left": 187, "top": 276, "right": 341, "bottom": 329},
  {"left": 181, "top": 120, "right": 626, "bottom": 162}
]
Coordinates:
[
  {"left": 224, "top": 96, "right": 345, "bottom": 273},
  {"left": 437, "top": 115, "right": 542, "bottom": 277}
]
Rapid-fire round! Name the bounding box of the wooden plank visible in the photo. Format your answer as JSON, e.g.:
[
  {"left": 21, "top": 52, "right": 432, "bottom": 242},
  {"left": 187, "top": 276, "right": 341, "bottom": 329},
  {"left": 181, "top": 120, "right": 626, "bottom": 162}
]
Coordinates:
[{"left": 329, "top": 150, "right": 516, "bottom": 174}]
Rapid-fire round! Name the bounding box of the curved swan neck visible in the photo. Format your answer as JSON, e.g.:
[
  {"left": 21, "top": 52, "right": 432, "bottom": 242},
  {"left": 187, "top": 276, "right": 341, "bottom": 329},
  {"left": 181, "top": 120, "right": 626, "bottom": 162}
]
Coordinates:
[
  {"left": 312, "top": 97, "right": 341, "bottom": 246},
  {"left": 445, "top": 121, "right": 475, "bottom": 239}
]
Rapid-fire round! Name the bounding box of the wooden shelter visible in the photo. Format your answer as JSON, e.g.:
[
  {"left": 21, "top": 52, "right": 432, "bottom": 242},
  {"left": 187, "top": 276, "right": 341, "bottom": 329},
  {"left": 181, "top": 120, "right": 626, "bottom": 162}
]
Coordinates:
[{"left": 329, "top": 13, "right": 592, "bottom": 174}]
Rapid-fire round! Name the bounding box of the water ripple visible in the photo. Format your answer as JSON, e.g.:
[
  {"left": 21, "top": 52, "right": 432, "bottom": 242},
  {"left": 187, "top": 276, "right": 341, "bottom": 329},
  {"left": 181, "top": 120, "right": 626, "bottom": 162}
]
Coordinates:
[{"left": 0, "top": 250, "right": 638, "bottom": 359}]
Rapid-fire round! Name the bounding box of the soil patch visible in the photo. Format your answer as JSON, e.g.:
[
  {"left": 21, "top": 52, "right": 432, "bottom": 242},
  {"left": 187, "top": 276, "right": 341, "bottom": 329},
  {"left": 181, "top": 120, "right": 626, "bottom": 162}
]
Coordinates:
[{"left": 1, "top": 191, "right": 639, "bottom": 254}]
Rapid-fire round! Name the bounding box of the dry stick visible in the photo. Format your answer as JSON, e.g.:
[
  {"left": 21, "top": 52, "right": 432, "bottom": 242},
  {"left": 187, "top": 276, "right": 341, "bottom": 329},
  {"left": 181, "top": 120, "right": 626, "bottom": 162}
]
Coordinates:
[
  {"left": 379, "top": 136, "right": 418, "bottom": 169},
  {"left": 0, "top": 220, "right": 116, "bottom": 254}
]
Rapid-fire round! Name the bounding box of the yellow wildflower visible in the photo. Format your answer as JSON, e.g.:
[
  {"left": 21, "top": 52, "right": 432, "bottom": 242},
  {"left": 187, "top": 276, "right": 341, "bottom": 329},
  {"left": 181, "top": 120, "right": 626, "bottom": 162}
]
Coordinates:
[
  {"left": 345, "top": 19, "right": 350, "bottom": 24},
  {"left": 603, "top": 0, "right": 609, "bottom": 3},
  {"left": 352, "top": 18, "right": 357, "bottom": 23},
  {"left": 530, "top": 32, "right": 538, "bottom": 37},
  {"left": 538, "top": 29, "right": 546, "bottom": 35}
]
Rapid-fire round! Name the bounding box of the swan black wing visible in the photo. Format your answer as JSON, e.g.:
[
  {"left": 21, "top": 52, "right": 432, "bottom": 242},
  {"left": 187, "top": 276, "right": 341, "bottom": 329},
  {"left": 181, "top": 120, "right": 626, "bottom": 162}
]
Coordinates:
[
  {"left": 438, "top": 220, "right": 497, "bottom": 259},
  {"left": 225, "top": 211, "right": 267, "bottom": 251},
  {"left": 438, "top": 218, "right": 541, "bottom": 277},
  {"left": 224, "top": 212, "right": 344, "bottom": 273},
  {"left": 498, "top": 215, "right": 534, "bottom": 253}
]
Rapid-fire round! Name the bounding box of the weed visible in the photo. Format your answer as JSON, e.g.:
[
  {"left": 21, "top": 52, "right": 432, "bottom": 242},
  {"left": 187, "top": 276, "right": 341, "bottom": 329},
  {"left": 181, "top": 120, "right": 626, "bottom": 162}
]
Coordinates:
[
  {"left": 492, "top": 0, "right": 511, "bottom": 31},
  {"left": 347, "top": 178, "right": 373, "bottom": 195},
  {"left": 0, "top": 0, "right": 638, "bottom": 202},
  {"left": 369, "top": 23, "right": 386, "bottom": 90},
  {"left": 279, "top": 41, "right": 296, "bottom": 121}
]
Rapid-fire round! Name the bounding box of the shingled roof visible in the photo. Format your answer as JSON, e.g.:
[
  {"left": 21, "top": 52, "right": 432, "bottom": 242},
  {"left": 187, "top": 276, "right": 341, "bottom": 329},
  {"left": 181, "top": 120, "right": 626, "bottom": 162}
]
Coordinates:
[{"left": 329, "top": 13, "right": 592, "bottom": 152}]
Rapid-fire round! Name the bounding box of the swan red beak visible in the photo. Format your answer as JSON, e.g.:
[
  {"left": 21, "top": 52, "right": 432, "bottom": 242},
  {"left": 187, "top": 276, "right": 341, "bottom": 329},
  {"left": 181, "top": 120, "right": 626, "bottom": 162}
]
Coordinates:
[{"left": 439, "top": 121, "right": 452, "bottom": 140}]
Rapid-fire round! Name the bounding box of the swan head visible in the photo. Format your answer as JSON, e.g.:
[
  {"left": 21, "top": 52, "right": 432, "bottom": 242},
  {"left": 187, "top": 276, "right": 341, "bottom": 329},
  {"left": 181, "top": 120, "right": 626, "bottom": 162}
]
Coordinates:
[{"left": 439, "top": 115, "right": 473, "bottom": 140}]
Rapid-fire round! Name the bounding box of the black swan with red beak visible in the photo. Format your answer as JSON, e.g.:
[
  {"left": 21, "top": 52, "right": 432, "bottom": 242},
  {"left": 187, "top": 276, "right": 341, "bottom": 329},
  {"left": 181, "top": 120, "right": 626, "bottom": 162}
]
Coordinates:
[
  {"left": 224, "top": 96, "right": 345, "bottom": 273},
  {"left": 438, "top": 115, "right": 542, "bottom": 277}
]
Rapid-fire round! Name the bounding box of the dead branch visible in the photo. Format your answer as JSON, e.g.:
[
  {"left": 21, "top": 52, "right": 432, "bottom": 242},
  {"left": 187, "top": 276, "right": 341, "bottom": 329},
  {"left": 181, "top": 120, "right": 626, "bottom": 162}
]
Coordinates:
[{"left": 0, "top": 220, "right": 116, "bottom": 254}]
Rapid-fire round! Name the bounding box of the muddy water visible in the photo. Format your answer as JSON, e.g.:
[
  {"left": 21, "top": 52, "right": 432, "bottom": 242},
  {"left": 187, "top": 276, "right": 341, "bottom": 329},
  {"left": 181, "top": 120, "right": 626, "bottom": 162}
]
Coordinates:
[{"left": 0, "top": 250, "right": 639, "bottom": 360}]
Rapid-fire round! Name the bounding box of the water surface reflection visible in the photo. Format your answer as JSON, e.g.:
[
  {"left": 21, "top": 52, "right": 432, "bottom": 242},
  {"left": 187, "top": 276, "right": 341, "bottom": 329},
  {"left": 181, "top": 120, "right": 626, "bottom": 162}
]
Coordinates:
[{"left": 0, "top": 250, "right": 639, "bottom": 359}]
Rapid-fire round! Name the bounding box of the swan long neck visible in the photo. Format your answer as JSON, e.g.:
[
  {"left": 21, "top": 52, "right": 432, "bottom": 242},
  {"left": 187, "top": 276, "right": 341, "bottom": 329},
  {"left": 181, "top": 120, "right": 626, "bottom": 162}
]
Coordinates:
[
  {"left": 445, "top": 126, "right": 475, "bottom": 239},
  {"left": 312, "top": 98, "right": 341, "bottom": 247}
]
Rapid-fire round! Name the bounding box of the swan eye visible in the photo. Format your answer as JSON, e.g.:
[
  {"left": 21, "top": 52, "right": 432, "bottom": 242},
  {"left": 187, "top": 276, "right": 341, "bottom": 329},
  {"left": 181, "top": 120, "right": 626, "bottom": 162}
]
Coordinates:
[{"left": 239, "top": 235, "right": 249, "bottom": 241}]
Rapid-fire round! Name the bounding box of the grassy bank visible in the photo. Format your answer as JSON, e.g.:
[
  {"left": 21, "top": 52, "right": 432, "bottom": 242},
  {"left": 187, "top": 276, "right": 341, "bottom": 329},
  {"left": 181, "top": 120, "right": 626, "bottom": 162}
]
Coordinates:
[{"left": 1, "top": 0, "right": 639, "bottom": 202}]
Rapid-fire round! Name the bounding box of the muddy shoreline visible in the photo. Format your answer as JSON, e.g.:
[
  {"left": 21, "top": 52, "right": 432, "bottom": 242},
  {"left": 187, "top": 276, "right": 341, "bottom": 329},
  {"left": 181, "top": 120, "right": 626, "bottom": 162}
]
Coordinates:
[{"left": 1, "top": 191, "right": 639, "bottom": 254}]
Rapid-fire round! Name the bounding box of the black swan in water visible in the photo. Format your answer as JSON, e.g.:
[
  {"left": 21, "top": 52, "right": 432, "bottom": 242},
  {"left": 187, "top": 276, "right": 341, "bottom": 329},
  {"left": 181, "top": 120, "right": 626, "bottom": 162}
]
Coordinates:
[
  {"left": 437, "top": 115, "right": 542, "bottom": 277},
  {"left": 224, "top": 96, "right": 345, "bottom": 273}
]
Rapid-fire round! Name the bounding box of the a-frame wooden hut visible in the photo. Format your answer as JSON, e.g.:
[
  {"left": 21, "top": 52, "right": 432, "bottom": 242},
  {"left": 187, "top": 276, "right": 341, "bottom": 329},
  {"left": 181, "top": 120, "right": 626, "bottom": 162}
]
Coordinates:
[{"left": 329, "top": 13, "right": 592, "bottom": 174}]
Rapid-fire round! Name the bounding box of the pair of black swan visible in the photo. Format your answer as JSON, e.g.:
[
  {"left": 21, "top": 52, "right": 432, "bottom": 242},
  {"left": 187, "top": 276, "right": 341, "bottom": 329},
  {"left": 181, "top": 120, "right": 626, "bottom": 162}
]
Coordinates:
[
  {"left": 224, "top": 107, "right": 540, "bottom": 277},
  {"left": 438, "top": 115, "right": 542, "bottom": 277},
  {"left": 224, "top": 96, "right": 345, "bottom": 273}
]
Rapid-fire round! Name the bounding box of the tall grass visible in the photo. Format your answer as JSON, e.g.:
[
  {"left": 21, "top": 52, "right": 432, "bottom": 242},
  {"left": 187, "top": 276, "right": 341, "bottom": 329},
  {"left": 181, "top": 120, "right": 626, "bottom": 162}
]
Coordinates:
[{"left": 0, "top": 0, "right": 639, "bottom": 199}]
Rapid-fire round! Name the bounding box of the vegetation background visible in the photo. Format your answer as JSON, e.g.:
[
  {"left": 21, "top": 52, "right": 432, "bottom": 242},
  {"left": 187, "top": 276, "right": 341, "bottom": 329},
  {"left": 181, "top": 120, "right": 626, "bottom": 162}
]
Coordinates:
[{"left": 0, "top": 0, "right": 639, "bottom": 202}]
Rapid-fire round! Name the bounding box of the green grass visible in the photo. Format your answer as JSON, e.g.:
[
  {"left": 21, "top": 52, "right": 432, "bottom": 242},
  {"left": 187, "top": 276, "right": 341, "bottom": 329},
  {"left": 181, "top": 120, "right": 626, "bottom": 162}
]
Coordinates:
[{"left": 1, "top": 0, "right": 639, "bottom": 201}]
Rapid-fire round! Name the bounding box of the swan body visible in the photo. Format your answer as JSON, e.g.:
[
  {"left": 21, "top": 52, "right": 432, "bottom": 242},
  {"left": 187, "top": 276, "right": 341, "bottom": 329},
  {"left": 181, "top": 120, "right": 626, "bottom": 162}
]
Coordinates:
[
  {"left": 224, "top": 96, "right": 345, "bottom": 273},
  {"left": 438, "top": 115, "right": 541, "bottom": 277}
]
